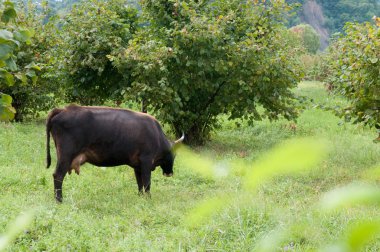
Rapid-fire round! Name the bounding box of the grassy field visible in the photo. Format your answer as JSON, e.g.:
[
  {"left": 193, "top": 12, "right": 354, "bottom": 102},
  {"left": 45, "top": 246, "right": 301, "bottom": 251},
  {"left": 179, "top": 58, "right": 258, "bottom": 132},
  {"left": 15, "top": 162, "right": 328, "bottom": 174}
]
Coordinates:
[{"left": 0, "top": 81, "right": 379, "bottom": 251}]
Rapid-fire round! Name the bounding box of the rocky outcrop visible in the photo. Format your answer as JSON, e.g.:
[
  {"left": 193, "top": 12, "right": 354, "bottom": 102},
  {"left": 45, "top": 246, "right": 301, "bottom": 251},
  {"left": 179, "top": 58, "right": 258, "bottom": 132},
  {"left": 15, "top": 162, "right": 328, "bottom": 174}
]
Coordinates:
[{"left": 301, "top": 0, "right": 329, "bottom": 50}]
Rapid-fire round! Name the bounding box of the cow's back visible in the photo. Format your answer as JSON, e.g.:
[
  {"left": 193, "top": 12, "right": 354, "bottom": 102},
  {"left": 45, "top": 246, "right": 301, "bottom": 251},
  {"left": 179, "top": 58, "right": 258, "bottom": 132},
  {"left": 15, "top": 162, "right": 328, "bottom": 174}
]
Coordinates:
[{"left": 50, "top": 105, "right": 170, "bottom": 167}]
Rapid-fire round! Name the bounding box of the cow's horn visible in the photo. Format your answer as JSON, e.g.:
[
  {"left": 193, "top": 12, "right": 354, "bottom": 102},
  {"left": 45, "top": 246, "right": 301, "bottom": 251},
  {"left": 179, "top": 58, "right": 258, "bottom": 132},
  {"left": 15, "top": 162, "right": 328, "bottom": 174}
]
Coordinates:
[{"left": 174, "top": 133, "right": 185, "bottom": 145}]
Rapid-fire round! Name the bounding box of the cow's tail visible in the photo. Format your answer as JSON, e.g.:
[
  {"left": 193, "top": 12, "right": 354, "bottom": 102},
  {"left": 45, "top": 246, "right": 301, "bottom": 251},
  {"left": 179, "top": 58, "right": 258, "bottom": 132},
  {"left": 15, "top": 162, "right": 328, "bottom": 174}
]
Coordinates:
[{"left": 46, "top": 108, "right": 63, "bottom": 168}]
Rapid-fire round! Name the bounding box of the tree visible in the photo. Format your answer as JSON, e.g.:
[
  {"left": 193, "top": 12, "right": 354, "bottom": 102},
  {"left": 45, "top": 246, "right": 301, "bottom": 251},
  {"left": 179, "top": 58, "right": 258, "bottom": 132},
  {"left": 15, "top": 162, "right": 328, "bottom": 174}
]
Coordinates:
[
  {"left": 115, "top": 0, "right": 303, "bottom": 144},
  {"left": 0, "top": 0, "right": 38, "bottom": 121},
  {"left": 1, "top": 1, "right": 65, "bottom": 121},
  {"left": 56, "top": 0, "right": 138, "bottom": 105},
  {"left": 289, "top": 24, "right": 320, "bottom": 54},
  {"left": 326, "top": 21, "right": 380, "bottom": 139}
]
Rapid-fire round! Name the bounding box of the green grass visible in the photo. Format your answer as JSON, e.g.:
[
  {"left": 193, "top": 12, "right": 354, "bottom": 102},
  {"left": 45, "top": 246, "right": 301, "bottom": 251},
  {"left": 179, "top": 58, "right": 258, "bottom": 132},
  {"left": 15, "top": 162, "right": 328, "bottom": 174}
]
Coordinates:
[{"left": 1, "top": 81, "right": 379, "bottom": 251}]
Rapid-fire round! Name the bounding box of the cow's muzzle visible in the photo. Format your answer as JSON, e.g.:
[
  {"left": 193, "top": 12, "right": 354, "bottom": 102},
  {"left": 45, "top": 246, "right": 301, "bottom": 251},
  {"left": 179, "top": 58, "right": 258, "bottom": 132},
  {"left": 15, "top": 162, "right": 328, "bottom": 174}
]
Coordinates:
[{"left": 163, "top": 173, "right": 173, "bottom": 177}]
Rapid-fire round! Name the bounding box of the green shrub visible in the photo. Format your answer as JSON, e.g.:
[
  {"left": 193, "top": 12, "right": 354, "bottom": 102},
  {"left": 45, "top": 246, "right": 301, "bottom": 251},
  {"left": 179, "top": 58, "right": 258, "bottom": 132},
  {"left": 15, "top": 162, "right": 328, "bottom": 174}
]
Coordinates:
[
  {"left": 326, "top": 21, "right": 380, "bottom": 137},
  {"left": 115, "top": 0, "right": 303, "bottom": 144}
]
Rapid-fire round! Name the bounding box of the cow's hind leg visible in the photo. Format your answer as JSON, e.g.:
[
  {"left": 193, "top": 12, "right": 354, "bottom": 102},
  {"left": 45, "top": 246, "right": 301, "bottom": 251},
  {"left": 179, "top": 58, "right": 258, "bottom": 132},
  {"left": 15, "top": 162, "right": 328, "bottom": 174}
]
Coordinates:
[
  {"left": 134, "top": 169, "right": 143, "bottom": 195},
  {"left": 53, "top": 159, "right": 70, "bottom": 202}
]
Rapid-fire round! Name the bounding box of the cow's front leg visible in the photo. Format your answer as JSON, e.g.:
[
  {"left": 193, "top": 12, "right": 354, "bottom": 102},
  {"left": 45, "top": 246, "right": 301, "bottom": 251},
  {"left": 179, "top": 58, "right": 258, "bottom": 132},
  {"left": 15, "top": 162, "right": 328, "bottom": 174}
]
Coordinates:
[
  {"left": 139, "top": 159, "right": 152, "bottom": 196},
  {"left": 134, "top": 169, "right": 143, "bottom": 195},
  {"left": 142, "top": 169, "right": 151, "bottom": 194}
]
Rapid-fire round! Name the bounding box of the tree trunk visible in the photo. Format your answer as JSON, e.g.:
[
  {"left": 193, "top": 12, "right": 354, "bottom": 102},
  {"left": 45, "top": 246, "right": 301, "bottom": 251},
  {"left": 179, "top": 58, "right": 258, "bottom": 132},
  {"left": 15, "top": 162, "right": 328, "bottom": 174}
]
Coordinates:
[{"left": 141, "top": 99, "right": 147, "bottom": 113}]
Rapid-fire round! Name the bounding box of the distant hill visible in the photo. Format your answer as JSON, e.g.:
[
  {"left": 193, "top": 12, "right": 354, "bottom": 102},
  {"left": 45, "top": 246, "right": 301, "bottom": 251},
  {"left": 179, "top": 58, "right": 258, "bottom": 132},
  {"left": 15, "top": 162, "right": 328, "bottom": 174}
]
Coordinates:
[
  {"left": 287, "top": 0, "right": 380, "bottom": 49},
  {"left": 31, "top": 0, "right": 380, "bottom": 50}
]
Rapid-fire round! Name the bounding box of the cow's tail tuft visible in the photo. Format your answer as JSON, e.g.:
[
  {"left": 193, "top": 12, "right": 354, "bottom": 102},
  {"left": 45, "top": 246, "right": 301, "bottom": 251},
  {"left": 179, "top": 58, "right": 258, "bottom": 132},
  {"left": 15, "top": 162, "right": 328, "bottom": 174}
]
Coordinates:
[{"left": 46, "top": 108, "right": 63, "bottom": 168}]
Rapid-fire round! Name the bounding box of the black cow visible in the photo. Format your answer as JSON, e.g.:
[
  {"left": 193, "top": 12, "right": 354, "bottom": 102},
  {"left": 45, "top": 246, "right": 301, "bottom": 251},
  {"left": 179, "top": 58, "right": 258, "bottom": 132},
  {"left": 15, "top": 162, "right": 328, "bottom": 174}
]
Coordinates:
[{"left": 46, "top": 105, "right": 184, "bottom": 202}]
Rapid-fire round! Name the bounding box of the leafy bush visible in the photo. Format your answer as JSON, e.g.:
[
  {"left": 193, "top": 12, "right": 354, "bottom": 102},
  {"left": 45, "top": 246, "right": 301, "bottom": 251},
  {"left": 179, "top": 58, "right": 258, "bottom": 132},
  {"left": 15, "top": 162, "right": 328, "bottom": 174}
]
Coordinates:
[
  {"left": 56, "top": 0, "right": 138, "bottom": 105},
  {"left": 0, "top": 1, "right": 38, "bottom": 121},
  {"left": 289, "top": 23, "right": 320, "bottom": 54},
  {"left": 299, "top": 53, "right": 331, "bottom": 81},
  {"left": 326, "top": 21, "right": 380, "bottom": 137},
  {"left": 115, "top": 0, "right": 303, "bottom": 144}
]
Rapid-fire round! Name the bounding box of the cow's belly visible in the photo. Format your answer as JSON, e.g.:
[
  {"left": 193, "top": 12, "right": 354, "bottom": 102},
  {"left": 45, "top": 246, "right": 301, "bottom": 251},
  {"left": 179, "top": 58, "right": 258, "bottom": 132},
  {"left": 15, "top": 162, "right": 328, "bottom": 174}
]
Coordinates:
[
  {"left": 83, "top": 148, "right": 140, "bottom": 168},
  {"left": 90, "top": 159, "right": 127, "bottom": 167}
]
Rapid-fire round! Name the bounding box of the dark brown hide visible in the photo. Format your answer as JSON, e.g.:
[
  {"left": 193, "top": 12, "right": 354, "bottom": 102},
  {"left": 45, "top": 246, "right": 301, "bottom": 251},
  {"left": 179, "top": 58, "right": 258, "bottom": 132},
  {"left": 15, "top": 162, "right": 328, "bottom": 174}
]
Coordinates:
[{"left": 46, "top": 105, "right": 182, "bottom": 202}]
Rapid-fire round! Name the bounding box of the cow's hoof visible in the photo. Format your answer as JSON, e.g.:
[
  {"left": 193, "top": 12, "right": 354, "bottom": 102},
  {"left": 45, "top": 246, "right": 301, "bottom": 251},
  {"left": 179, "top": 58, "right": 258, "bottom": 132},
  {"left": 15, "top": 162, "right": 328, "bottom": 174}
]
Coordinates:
[
  {"left": 137, "top": 191, "right": 151, "bottom": 199},
  {"left": 144, "top": 192, "right": 151, "bottom": 199},
  {"left": 55, "top": 197, "right": 63, "bottom": 203}
]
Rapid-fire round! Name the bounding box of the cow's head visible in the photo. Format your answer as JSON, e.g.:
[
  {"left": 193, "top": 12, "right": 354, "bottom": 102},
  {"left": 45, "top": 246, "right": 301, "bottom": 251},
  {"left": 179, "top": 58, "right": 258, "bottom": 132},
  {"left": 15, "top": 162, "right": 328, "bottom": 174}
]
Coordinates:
[{"left": 161, "top": 133, "right": 184, "bottom": 177}]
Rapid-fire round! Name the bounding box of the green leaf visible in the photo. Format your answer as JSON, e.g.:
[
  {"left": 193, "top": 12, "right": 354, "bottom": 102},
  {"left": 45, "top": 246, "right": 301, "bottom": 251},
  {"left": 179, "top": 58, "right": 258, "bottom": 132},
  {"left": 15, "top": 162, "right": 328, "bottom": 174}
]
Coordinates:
[
  {"left": 0, "top": 93, "right": 15, "bottom": 121},
  {"left": 0, "top": 210, "right": 34, "bottom": 250},
  {"left": 26, "top": 69, "right": 36, "bottom": 78},
  {"left": 31, "top": 75, "right": 38, "bottom": 85},
  {"left": 0, "top": 69, "right": 15, "bottom": 86},
  {"left": 369, "top": 58, "right": 378, "bottom": 64},
  {"left": 243, "top": 138, "right": 327, "bottom": 191},
  {"left": 0, "top": 44, "right": 14, "bottom": 59},
  {"left": 14, "top": 73, "right": 27, "bottom": 84},
  {"left": 184, "top": 196, "right": 228, "bottom": 228},
  {"left": 177, "top": 146, "right": 217, "bottom": 179},
  {"left": 5, "top": 57, "right": 17, "bottom": 71},
  {"left": 0, "top": 92, "right": 12, "bottom": 104},
  {"left": 14, "top": 29, "right": 34, "bottom": 44},
  {"left": 346, "top": 221, "right": 380, "bottom": 251},
  {"left": 0, "top": 105, "right": 15, "bottom": 121},
  {"left": 25, "top": 62, "right": 41, "bottom": 71},
  {"left": 0, "top": 29, "right": 13, "bottom": 41},
  {"left": 1, "top": 6, "right": 17, "bottom": 24},
  {"left": 320, "top": 183, "right": 380, "bottom": 211}
]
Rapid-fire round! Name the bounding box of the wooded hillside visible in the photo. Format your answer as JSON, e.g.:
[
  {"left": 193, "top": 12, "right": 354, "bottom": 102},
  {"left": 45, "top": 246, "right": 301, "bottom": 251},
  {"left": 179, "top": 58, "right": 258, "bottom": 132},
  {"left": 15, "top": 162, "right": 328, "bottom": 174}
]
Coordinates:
[{"left": 287, "top": 0, "right": 380, "bottom": 48}]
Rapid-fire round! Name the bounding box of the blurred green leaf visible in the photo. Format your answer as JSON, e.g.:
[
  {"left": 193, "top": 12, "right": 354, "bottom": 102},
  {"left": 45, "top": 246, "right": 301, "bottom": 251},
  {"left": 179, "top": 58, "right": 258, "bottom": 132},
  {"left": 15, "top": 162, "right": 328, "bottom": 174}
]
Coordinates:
[
  {"left": 244, "top": 138, "right": 327, "bottom": 191},
  {"left": 184, "top": 196, "right": 228, "bottom": 228},
  {"left": 14, "top": 29, "right": 34, "bottom": 44},
  {"left": 0, "top": 29, "right": 13, "bottom": 41},
  {"left": 14, "top": 72, "right": 27, "bottom": 84},
  {"left": 0, "top": 92, "right": 15, "bottom": 121},
  {"left": 321, "top": 221, "right": 380, "bottom": 252},
  {"left": 255, "top": 228, "right": 288, "bottom": 252},
  {"left": 346, "top": 221, "right": 380, "bottom": 251},
  {"left": 320, "top": 183, "right": 380, "bottom": 211},
  {"left": 0, "top": 69, "right": 14, "bottom": 86},
  {"left": 0, "top": 92, "right": 12, "bottom": 104},
  {"left": 25, "top": 62, "right": 41, "bottom": 71},
  {"left": 177, "top": 146, "right": 217, "bottom": 179},
  {"left": 1, "top": 2, "right": 17, "bottom": 24},
  {"left": 0, "top": 44, "right": 13, "bottom": 59},
  {"left": 1, "top": 9, "right": 17, "bottom": 24},
  {"left": 0, "top": 210, "right": 34, "bottom": 251},
  {"left": 5, "top": 57, "right": 17, "bottom": 71}
]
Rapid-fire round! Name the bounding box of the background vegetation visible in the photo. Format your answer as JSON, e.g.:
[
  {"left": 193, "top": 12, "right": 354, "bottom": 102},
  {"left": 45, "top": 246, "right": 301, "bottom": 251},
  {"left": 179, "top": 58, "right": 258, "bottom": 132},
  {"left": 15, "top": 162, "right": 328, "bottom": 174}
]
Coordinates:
[{"left": 322, "top": 20, "right": 380, "bottom": 140}]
